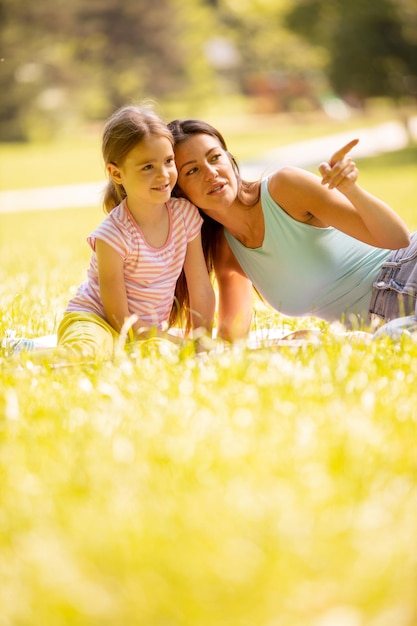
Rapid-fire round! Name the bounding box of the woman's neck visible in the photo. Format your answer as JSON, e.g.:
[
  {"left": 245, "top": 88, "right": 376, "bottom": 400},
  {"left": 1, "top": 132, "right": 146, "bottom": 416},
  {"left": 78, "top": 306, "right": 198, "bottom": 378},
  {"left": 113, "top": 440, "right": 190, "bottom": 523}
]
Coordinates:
[{"left": 215, "top": 199, "right": 265, "bottom": 249}]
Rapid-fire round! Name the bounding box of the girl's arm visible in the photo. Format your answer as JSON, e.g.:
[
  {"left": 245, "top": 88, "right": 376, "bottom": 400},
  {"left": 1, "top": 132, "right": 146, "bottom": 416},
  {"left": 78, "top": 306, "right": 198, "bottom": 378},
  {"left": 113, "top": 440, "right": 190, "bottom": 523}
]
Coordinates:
[
  {"left": 214, "top": 232, "right": 253, "bottom": 342},
  {"left": 95, "top": 239, "right": 164, "bottom": 339},
  {"left": 183, "top": 233, "right": 215, "bottom": 334},
  {"left": 268, "top": 140, "right": 410, "bottom": 250}
]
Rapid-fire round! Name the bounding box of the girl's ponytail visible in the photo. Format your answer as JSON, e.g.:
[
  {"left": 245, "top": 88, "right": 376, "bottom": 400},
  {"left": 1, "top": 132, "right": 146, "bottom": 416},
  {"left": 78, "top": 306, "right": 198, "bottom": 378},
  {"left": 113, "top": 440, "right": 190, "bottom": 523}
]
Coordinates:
[{"left": 102, "top": 179, "right": 126, "bottom": 214}]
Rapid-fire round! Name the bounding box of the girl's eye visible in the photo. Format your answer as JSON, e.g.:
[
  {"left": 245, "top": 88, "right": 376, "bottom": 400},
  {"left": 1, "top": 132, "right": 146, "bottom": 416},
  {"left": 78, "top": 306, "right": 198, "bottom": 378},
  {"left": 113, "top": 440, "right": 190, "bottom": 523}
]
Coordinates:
[
  {"left": 211, "top": 153, "right": 222, "bottom": 162},
  {"left": 142, "top": 164, "right": 153, "bottom": 171}
]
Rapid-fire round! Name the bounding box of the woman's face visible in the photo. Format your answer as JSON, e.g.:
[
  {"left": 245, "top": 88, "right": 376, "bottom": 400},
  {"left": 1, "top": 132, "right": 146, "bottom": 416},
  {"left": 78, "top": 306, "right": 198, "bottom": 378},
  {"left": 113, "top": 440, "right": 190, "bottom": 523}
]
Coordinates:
[{"left": 174, "top": 133, "right": 238, "bottom": 212}]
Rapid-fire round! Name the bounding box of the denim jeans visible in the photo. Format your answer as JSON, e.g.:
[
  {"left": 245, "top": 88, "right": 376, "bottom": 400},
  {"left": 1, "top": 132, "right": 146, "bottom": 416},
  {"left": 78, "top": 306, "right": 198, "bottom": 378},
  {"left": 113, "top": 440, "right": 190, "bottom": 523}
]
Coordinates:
[
  {"left": 373, "top": 314, "right": 417, "bottom": 339},
  {"left": 368, "top": 231, "right": 417, "bottom": 322}
]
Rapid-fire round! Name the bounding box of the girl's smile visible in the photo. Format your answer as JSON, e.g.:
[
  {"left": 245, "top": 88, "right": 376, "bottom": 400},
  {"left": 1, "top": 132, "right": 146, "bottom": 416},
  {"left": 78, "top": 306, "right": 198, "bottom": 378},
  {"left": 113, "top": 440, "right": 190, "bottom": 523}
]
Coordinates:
[{"left": 152, "top": 182, "right": 172, "bottom": 192}]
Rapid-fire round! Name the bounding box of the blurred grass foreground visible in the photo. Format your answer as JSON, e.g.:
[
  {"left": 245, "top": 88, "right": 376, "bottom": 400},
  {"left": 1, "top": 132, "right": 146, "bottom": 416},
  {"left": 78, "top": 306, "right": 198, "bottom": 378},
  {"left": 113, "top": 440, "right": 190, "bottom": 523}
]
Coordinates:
[
  {"left": 1, "top": 116, "right": 417, "bottom": 625},
  {"left": 1, "top": 338, "right": 417, "bottom": 626}
]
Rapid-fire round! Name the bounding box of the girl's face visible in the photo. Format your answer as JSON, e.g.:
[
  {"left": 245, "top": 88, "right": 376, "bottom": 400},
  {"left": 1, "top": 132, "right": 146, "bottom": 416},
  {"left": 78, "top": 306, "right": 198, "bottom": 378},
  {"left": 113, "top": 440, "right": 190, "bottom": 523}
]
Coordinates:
[
  {"left": 108, "top": 135, "right": 177, "bottom": 206},
  {"left": 174, "top": 134, "right": 238, "bottom": 212}
]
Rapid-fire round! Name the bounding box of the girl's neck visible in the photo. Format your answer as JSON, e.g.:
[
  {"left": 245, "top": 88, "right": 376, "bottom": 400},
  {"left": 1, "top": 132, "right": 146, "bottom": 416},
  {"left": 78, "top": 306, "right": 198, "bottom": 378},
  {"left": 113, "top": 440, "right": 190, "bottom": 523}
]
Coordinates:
[
  {"left": 125, "top": 199, "right": 170, "bottom": 248},
  {"left": 126, "top": 198, "right": 167, "bottom": 225}
]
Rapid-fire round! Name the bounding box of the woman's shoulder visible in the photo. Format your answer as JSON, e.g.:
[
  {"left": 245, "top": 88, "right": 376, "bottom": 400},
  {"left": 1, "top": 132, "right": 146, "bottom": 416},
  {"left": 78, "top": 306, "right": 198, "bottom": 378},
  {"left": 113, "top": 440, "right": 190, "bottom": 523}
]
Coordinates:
[
  {"left": 266, "top": 166, "right": 319, "bottom": 208},
  {"left": 267, "top": 166, "right": 311, "bottom": 190}
]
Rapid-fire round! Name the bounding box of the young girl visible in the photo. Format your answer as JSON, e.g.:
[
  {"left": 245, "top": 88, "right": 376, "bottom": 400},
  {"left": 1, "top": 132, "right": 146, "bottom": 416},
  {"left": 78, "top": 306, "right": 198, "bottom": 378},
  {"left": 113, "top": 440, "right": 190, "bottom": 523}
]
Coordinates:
[{"left": 6, "top": 105, "right": 215, "bottom": 362}]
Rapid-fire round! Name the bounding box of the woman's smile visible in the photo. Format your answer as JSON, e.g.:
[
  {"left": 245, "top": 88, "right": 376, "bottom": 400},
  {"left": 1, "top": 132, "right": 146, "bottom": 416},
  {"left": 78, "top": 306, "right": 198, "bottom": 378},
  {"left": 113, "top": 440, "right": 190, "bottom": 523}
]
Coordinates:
[{"left": 207, "top": 181, "right": 227, "bottom": 195}]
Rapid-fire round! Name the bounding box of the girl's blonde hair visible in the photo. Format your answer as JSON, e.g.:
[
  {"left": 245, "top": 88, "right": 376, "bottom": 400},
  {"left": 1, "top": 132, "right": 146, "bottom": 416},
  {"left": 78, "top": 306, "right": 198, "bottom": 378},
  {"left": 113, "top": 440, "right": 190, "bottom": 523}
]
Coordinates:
[
  {"left": 101, "top": 104, "right": 195, "bottom": 331},
  {"left": 102, "top": 104, "right": 173, "bottom": 214}
]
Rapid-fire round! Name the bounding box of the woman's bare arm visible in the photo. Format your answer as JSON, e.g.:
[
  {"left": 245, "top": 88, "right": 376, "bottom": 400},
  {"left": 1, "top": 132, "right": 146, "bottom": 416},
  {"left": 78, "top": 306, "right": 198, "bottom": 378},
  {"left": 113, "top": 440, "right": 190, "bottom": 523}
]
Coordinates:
[
  {"left": 183, "top": 233, "right": 215, "bottom": 333},
  {"left": 214, "top": 232, "right": 253, "bottom": 342},
  {"left": 268, "top": 140, "right": 410, "bottom": 250}
]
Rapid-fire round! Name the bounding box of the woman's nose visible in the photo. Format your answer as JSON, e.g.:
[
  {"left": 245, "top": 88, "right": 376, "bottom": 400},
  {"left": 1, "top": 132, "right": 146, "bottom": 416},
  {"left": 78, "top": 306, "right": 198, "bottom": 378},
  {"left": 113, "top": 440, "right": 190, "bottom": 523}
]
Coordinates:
[{"left": 203, "top": 163, "right": 218, "bottom": 181}]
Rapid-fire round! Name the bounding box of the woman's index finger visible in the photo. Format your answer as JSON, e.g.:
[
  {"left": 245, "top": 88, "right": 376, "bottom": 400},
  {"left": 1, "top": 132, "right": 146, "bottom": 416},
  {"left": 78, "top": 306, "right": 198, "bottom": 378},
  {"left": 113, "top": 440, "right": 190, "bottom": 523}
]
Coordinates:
[{"left": 329, "top": 138, "right": 359, "bottom": 166}]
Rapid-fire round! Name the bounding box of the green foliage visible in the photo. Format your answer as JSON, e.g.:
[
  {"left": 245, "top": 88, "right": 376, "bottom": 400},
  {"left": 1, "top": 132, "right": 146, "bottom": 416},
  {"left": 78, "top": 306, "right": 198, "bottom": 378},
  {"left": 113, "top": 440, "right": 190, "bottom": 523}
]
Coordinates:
[
  {"left": 286, "top": 0, "right": 417, "bottom": 104},
  {"left": 0, "top": 0, "right": 218, "bottom": 141},
  {"left": 2, "top": 0, "right": 416, "bottom": 141}
]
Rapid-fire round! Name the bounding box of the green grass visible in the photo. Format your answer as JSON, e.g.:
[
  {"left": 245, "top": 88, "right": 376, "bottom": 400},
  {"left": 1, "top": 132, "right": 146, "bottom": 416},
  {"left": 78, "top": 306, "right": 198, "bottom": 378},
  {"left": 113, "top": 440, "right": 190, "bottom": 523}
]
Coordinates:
[
  {"left": 1, "top": 144, "right": 417, "bottom": 625},
  {"left": 355, "top": 147, "right": 417, "bottom": 231},
  {"left": 0, "top": 140, "right": 106, "bottom": 191}
]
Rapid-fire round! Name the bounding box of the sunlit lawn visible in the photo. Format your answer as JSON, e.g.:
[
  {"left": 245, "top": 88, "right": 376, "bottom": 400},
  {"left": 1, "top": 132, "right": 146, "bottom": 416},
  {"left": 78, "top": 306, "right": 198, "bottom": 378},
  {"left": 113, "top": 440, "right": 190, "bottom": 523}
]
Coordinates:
[{"left": 1, "top": 137, "right": 417, "bottom": 624}]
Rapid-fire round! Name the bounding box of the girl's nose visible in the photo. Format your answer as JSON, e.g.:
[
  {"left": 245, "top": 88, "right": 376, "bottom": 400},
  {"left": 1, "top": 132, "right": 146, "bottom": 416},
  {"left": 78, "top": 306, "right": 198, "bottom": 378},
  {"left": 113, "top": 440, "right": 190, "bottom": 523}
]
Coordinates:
[{"left": 158, "top": 164, "right": 171, "bottom": 179}]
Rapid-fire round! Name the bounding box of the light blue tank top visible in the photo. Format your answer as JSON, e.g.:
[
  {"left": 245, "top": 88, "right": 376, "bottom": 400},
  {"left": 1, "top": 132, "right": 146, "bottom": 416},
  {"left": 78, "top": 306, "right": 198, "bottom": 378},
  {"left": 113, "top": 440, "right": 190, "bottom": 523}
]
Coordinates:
[{"left": 224, "top": 177, "right": 391, "bottom": 323}]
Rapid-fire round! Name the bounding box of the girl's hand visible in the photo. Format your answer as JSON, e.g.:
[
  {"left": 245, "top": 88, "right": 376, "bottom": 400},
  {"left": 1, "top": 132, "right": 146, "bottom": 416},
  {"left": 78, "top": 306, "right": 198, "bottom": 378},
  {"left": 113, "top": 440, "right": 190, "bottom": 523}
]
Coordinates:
[{"left": 319, "top": 139, "right": 359, "bottom": 192}]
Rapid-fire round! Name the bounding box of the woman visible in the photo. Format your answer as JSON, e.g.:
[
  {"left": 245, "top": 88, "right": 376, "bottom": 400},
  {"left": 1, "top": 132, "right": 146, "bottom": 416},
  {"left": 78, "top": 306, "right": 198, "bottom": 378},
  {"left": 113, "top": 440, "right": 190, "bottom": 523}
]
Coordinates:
[{"left": 168, "top": 118, "right": 417, "bottom": 342}]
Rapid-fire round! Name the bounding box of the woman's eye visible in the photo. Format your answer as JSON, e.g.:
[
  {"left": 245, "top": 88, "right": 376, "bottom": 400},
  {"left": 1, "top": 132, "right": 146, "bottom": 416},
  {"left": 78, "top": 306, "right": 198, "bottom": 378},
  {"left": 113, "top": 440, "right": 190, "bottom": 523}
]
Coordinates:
[{"left": 186, "top": 167, "right": 198, "bottom": 176}]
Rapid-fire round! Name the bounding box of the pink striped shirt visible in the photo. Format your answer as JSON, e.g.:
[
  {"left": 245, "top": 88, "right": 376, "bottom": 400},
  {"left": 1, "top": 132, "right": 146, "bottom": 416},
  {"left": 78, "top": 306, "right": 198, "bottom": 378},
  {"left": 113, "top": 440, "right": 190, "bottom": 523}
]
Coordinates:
[{"left": 66, "top": 198, "right": 203, "bottom": 328}]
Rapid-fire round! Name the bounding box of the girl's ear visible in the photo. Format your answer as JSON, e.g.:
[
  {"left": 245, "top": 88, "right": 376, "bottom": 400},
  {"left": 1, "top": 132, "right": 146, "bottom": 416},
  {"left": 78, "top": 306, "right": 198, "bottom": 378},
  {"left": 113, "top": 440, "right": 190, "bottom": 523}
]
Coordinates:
[{"left": 107, "top": 163, "right": 122, "bottom": 184}]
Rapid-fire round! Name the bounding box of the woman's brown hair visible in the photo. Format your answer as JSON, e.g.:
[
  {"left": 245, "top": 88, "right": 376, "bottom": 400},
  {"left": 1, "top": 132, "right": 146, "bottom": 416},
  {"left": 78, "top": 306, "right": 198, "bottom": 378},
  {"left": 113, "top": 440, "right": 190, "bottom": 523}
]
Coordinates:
[{"left": 167, "top": 119, "right": 260, "bottom": 328}]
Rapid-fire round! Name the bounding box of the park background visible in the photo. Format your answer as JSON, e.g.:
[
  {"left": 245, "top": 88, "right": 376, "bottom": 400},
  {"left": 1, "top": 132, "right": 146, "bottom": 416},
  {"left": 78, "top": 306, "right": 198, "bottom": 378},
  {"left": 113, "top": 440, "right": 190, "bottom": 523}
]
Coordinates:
[{"left": 1, "top": 1, "right": 417, "bottom": 625}]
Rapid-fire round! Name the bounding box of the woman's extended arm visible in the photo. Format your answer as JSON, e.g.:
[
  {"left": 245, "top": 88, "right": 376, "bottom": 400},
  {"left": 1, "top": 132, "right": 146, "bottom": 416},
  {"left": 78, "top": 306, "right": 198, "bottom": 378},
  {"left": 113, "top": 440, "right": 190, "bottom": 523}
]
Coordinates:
[
  {"left": 183, "top": 233, "right": 215, "bottom": 334},
  {"left": 268, "top": 140, "right": 410, "bottom": 250},
  {"left": 214, "top": 232, "right": 253, "bottom": 342},
  {"left": 320, "top": 140, "right": 410, "bottom": 248}
]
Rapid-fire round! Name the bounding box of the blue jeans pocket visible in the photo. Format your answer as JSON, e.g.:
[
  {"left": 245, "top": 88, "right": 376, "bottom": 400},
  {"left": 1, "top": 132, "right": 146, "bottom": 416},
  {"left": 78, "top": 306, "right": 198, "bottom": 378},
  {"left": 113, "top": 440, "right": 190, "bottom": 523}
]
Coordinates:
[{"left": 369, "top": 232, "right": 417, "bottom": 321}]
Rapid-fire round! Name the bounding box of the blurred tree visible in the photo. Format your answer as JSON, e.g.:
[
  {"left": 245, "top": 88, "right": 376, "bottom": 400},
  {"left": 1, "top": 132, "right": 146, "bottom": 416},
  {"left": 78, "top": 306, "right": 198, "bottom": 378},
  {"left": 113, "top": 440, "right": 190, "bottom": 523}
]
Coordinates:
[
  {"left": 74, "top": 0, "right": 190, "bottom": 115},
  {"left": 0, "top": 0, "right": 82, "bottom": 140},
  {"left": 0, "top": 0, "right": 218, "bottom": 141},
  {"left": 4, "top": 0, "right": 415, "bottom": 142},
  {"left": 285, "top": 0, "right": 417, "bottom": 108},
  {"left": 204, "top": 0, "right": 328, "bottom": 113}
]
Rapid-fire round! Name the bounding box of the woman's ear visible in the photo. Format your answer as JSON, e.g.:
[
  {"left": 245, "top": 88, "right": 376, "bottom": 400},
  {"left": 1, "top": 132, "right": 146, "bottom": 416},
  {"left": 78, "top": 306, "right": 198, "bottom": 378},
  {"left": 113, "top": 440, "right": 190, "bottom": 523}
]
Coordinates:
[{"left": 107, "top": 163, "right": 122, "bottom": 184}]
